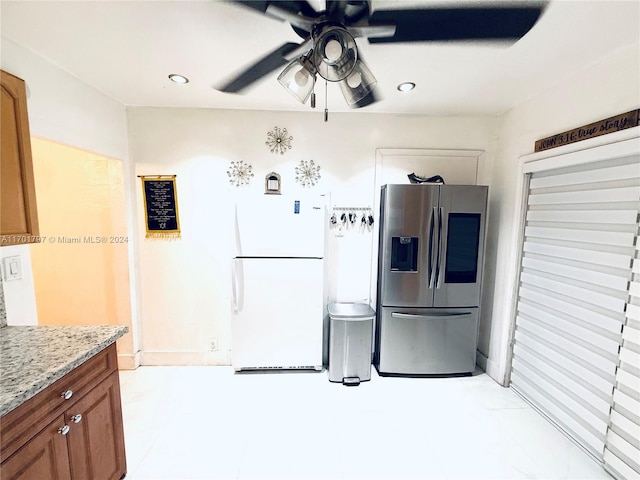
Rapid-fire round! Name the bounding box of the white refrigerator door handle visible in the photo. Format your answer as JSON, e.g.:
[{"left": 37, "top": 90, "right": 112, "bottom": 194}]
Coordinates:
[{"left": 231, "top": 260, "right": 240, "bottom": 312}]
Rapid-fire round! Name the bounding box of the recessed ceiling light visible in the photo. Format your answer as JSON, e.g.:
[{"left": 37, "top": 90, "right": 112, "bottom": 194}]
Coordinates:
[
  {"left": 397, "top": 82, "right": 416, "bottom": 92},
  {"left": 168, "top": 74, "right": 189, "bottom": 84}
]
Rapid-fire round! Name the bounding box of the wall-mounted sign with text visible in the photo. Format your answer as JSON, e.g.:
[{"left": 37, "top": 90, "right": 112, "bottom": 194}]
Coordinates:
[
  {"left": 535, "top": 109, "right": 640, "bottom": 152},
  {"left": 140, "top": 175, "right": 181, "bottom": 239}
]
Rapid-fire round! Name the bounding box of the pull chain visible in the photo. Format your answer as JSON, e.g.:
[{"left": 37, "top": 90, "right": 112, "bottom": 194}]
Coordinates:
[
  {"left": 311, "top": 80, "right": 316, "bottom": 108},
  {"left": 324, "top": 80, "right": 328, "bottom": 122}
]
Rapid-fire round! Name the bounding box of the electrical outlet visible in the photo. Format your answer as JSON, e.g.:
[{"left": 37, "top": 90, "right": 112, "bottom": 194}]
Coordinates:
[{"left": 209, "top": 338, "right": 218, "bottom": 352}]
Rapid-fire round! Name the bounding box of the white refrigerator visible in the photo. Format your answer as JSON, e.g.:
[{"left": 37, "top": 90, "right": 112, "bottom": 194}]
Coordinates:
[{"left": 231, "top": 194, "right": 325, "bottom": 371}]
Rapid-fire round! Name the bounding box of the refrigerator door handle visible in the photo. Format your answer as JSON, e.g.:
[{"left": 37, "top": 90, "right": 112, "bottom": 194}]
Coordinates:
[
  {"left": 391, "top": 312, "right": 472, "bottom": 320},
  {"left": 428, "top": 207, "right": 438, "bottom": 289},
  {"left": 231, "top": 260, "right": 240, "bottom": 312},
  {"left": 436, "top": 206, "right": 447, "bottom": 289}
]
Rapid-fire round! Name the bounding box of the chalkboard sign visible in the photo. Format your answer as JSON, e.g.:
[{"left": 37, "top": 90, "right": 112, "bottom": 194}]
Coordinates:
[{"left": 141, "top": 176, "right": 180, "bottom": 238}]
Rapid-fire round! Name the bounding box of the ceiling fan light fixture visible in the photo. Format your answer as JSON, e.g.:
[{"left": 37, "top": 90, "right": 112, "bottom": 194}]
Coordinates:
[
  {"left": 339, "top": 60, "right": 377, "bottom": 107},
  {"left": 277, "top": 55, "right": 317, "bottom": 104},
  {"left": 323, "top": 39, "right": 343, "bottom": 63},
  {"left": 168, "top": 74, "right": 189, "bottom": 84},
  {"left": 313, "top": 25, "right": 357, "bottom": 82},
  {"left": 346, "top": 71, "right": 362, "bottom": 89}
]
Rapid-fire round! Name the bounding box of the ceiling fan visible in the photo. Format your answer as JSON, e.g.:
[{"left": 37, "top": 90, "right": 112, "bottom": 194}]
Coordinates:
[{"left": 217, "top": 0, "right": 546, "bottom": 110}]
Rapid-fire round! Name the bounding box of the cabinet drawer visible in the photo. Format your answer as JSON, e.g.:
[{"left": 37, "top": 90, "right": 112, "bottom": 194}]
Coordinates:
[{"left": 0, "top": 344, "right": 118, "bottom": 462}]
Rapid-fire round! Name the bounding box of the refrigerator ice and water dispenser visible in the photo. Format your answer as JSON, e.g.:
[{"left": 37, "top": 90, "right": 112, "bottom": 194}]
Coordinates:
[{"left": 391, "top": 236, "right": 418, "bottom": 272}]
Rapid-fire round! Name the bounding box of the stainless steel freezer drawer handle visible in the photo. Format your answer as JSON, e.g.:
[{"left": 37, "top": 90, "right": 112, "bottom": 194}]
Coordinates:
[{"left": 390, "top": 312, "right": 472, "bottom": 320}]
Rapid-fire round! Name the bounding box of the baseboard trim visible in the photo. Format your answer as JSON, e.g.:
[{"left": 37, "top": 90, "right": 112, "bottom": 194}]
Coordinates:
[
  {"left": 140, "top": 350, "right": 231, "bottom": 366},
  {"left": 476, "top": 350, "right": 488, "bottom": 371},
  {"left": 477, "top": 352, "right": 505, "bottom": 385},
  {"left": 117, "top": 351, "right": 141, "bottom": 370}
]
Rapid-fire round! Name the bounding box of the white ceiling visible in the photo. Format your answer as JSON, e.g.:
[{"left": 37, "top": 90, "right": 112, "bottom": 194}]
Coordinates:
[{"left": 1, "top": 0, "right": 638, "bottom": 116}]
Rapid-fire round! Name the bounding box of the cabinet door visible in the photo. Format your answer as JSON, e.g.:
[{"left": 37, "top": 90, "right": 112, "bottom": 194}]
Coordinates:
[
  {"left": 0, "top": 415, "right": 71, "bottom": 480},
  {"left": 0, "top": 69, "right": 39, "bottom": 244},
  {"left": 65, "top": 371, "right": 127, "bottom": 480}
]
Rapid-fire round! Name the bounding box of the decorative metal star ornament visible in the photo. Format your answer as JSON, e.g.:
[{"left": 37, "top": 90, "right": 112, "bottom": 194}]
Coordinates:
[
  {"left": 266, "top": 126, "right": 293, "bottom": 155},
  {"left": 227, "top": 160, "right": 254, "bottom": 186},
  {"left": 295, "top": 159, "right": 321, "bottom": 187}
]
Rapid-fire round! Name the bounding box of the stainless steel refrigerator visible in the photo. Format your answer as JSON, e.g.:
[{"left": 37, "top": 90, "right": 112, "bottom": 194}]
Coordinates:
[{"left": 375, "top": 184, "right": 488, "bottom": 376}]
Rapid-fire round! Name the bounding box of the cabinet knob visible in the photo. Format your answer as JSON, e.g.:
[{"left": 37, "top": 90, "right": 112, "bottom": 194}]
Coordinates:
[
  {"left": 71, "top": 414, "right": 82, "bottom": 424},
  {"left": 61, "top": 390, "right": 73, "bottom": 400},
  {"left": 58, "top": 425, "right": 71, "bottom": 436}
]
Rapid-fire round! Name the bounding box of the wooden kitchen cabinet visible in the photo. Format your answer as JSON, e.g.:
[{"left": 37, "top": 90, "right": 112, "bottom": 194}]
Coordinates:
[
  {"left": 0, "top": 415, "right": 72, "bottom": 480},
  {"left": 0, "top": 69, "right": 39, "bottom": 245},
  {"left": 0, "top": 344, "right": 127, "bottom": 480},
  {"left": 66, "top": 371, "right": 127, "bottom": 480}
]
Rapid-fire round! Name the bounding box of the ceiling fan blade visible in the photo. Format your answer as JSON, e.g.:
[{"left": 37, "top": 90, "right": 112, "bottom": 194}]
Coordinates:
[
  {"left": 265, "top": 4, "right": 317, "bottom": 32},
  {"left": 216, "top": 42, "right": 307, "bottom": 93},
  {"left": 367, "top": 6, "right": 545, "bottom": 43},
  {"left": 348, "top": 24, "right": 396, "bottom": 40},
  {"left": 232, "top": 1, "right": 320, "bottom": 38},
  {"left": 231, "top": 1, "right": 271, "bottom": 14},
  {"left": 232, "top": 1, "right": 317, "bottom": 17}
]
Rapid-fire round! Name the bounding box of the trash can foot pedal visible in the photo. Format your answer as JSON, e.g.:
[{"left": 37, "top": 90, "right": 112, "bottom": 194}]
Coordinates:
[{"left": 342, "top": 377, "right": 361, "bottom": 386}]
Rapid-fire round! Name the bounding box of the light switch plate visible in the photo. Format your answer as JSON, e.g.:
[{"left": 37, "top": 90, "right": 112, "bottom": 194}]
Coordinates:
[{"left": 2, "top": 255, "right": 22, "bottom": 281}]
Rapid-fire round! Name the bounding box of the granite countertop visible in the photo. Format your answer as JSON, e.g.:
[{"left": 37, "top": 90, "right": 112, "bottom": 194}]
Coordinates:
[{"left": 0, "top": 325, "right": 128, "bottom": 417}]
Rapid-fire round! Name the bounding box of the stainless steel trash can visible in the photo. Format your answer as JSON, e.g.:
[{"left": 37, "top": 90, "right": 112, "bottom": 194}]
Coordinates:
[{"left": 328, "top": 303, "right": 375, "bottom": 385}]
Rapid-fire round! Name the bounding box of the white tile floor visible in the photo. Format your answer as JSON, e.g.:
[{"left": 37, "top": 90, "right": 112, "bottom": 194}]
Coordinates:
[{"left": 118, "top": 367, "right": 611, "bottom": 480}]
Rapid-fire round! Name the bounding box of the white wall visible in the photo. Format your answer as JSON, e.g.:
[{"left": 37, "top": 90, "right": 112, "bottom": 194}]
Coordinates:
[
  {"left": 481, "top": 43, "right": 640, "bottom": 383},
  {"left": 0, "top": 40, "right": 138, "bottom": 361},
  {"left": 1, "top": 39, "right": 129, "bottom": 160},
  {"left": 127, "top": 107, "right": 497, "bottom": 364}
]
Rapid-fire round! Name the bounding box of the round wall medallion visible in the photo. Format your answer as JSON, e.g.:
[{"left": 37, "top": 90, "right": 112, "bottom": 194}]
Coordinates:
[
  {"left": 295, "top": 159, "right": 321, "bottom": 187},
  {"left": 227, "top": 160, "right": 254, "bottom": 186},
  {"left": 266, "top": 126, "right": 293, "bottom": 155}
]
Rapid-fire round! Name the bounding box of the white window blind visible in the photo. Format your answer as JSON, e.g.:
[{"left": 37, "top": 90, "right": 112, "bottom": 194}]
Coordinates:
[
  {"left": 510, "top": 153, "right": 639, "bottom": 464},
  {"left": 604, "top": 222, "right": 640, "bottom": 480}
]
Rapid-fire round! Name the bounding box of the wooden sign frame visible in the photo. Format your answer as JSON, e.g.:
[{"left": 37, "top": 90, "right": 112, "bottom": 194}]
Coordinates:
[{"left": 535, "top": 109, "right": 640, "bottom": 152}]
